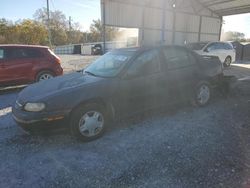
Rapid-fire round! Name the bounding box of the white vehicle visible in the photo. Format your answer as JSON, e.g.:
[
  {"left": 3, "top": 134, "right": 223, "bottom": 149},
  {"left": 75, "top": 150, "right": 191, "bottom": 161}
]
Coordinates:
[{"left": 187, "top": 42, "right": 236, "bottom": 67}]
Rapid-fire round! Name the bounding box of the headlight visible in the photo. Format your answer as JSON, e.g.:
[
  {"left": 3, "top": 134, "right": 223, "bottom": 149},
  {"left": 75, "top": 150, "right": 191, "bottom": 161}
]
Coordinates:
[{"left": 24, "top": 103, "right": 45, "bottom": 112}]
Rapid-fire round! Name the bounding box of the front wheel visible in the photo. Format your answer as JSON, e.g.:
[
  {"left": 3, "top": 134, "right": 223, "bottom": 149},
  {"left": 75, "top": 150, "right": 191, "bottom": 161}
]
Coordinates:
[
  {"left": 223, "top": 56, "right": 232, "bottom": 67},
  {"left": 192, "top": 81, "right": 211, "bottom": 107},
  {"left": 70, "top": 104, "right": 107, "bottom": 142}
]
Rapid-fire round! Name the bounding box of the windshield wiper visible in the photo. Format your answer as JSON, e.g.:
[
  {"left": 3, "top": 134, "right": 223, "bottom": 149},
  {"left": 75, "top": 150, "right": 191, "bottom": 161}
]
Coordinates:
[{"left": 84, "top": 71, "right": 98, "bottom": 77}]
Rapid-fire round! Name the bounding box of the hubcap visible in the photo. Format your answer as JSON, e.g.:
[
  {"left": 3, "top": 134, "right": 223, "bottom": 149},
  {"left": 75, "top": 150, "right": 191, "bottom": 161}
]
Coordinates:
[
  {"left": 225, "top": 57, "right": 231, "bottom": 66},
  {"left": 78, "top": 111, "right": 104, "bottom": 137},
  {"left": 39, "top": 73, "right": 53, "bottom": 81},
  {"left": 197, "top": 85, "right": 210, "bottom": 105}
]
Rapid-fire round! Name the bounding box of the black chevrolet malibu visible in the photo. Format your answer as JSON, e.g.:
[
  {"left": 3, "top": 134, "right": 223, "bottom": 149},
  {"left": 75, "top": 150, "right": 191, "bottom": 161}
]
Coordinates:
[{"left": 12, "top": 45, "right": 223, "bottom": 141}]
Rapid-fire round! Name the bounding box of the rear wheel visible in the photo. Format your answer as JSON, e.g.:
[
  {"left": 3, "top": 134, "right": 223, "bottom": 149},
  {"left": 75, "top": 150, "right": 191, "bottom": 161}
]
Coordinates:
[
  {"left": 36, "top": 71, "right": 54, "bottom": 82},
  {"left": 70, "top": 104, "right": 107, "bottom": 141},
  {"left": 192, "top": 81, "right": 211, "bottom": 107},
  {"left": 223, "top": 56, "right": 232, "bottom": 67}
]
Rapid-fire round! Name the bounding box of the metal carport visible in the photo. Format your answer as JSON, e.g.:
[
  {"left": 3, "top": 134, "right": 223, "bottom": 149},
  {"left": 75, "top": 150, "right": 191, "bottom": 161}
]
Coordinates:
[
  {"left": 101, "top": 0, "right": 250, "bottom": 46},
  {"left": 196, "top": 0, "right": 250, "bottom": 16}
]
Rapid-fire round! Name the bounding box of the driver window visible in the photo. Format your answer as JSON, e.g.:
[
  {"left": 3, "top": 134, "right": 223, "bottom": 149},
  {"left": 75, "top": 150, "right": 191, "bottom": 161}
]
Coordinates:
[{"left": 126, "top": 49, "right": 161, "bottom": 78}]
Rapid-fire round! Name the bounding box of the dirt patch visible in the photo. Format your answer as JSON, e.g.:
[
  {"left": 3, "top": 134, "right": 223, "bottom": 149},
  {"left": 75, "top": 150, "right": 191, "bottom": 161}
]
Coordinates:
[{"left": 59, "top": 55, "right": 99, "bottom": 74}]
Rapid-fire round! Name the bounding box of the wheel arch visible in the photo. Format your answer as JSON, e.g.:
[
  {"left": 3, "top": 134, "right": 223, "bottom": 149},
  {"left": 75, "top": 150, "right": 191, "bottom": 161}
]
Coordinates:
[
  {"left": 35, "top": 69, "right": 55, "bottom": 80},
  {"left": 69, "top": 98, "right": 115, "bottom": 121}
]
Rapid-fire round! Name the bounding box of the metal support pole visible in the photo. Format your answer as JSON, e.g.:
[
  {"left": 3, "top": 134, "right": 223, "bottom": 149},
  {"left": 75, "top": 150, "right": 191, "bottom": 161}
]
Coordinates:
[
  {"left": 198, "top": 16, "right": 202, "bottom": 42},
  {"left": 140, "top": 5, "right": 145, "bottom": 46},
  {"left": 69, "top": 16, "right": 72, "bottom": 44},
  {"left": 101, "top": 0, "right": 106, "bottom": 54},
  {"left": 218, "top": 17, "right": 223, "bottom": 41},
  {"left": 47, "top": 0, "right": 52, "bottom": 47},
  {"left": 172, "top": 10, "right": 176, "bottom": 44},
  {"left": 161, "top": 0, "right": 167, "bottom": 43}
]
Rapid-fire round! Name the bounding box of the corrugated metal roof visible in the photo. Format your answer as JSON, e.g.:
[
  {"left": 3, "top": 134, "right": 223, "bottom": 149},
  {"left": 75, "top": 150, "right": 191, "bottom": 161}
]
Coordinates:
[{"left": 196, "top": 0, "right": 250, "bottom": 16}]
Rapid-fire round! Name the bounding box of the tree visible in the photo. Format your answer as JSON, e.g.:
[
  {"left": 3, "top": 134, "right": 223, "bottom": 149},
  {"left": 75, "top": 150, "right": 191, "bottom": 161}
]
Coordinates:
[
  {"left": 88, "top": 19, "right": 120, "bottom": 42},
  {"left": 67, "top": 22, "right": 83, "bottom": 44},
  {"left": 34, "top": 8, "right": 68, "bottom": 45},
  {"left": 221, "top": 31, "right": 246, "bottom": 41},
  {"left": 0, "top": 18, "right": 48, "bottom": 45},
  {"left": 17, "top": 20, "right": 48, "bottom": 45},
  {"left": 89, "top": 19, "right": 102, "bottom": 42},
  {"left": 0, "top": 18, "right": 15, "bottom": 43}
]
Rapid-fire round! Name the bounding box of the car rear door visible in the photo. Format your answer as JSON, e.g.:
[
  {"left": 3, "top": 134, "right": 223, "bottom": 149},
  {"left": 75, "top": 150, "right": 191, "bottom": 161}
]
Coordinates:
[
  {"left": 162, "top": 47, "right": 199, "bottom": 102},
  {"left": 223, "top": 43, "right": 235, "bottom": 62},
  {"left": 116, "top": 49, "right": 168, "bottom": 115},
  {"left": 3, "top": 47, "right": 34, "bottom": 84}
]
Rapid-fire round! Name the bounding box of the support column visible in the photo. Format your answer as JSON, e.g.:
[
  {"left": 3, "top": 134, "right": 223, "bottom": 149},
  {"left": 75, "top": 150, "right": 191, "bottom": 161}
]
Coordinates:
[
  {"left": 172, "top": 11, "right": 176, "bottom": 44},
  {"left": 198, "top": 16, "right": 202, "bottom": 42},
  {"left": 161, "top": 0, "right": 167, "bottom": 43},
  {"left": 101, "top": 0, "right": 106, "bottom": 54}
]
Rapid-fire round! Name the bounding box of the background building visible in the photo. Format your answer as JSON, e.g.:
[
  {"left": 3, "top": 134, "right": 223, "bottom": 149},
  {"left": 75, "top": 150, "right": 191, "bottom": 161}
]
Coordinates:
[{"left": 101, "top": 0, "right": 250, "bottom": 46}]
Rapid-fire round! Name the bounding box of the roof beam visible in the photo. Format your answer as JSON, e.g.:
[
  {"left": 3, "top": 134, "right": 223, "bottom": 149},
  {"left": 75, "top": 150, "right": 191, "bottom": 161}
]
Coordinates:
[
  {"left": 194, "top": 0, "right": 218, "bottom": 16},
  {"left": 213, "top": 5, "right": 250, "bottom": 16},
  {"left": 204, "top": 0, "right": 238, "bottom": 7}
]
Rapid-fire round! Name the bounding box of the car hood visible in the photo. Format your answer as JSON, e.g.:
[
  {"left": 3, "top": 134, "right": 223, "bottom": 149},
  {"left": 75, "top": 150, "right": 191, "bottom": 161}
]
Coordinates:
[{"left": 18, "top": 72, "right": 104, "bottom": 103}]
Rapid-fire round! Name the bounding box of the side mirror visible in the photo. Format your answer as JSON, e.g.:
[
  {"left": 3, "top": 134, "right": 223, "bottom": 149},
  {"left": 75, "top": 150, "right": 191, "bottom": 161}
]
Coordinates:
[{"left": 204, "top": 48, "right": 209, "bottom": 52}]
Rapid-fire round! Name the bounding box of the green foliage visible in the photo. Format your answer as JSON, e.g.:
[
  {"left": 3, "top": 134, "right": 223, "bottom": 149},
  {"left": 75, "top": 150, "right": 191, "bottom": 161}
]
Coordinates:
[
  {"left": 0, "top": 18, "right": 48, "bottom": 45},
  {"left": 221, "top": 31, "right": 246, "bottom": 42},
  {"left": 0, "top": 9, "right": 120, "bottom": 46},
  {"left": 88, "top": 19, "right": 120, "bottom": 42}
]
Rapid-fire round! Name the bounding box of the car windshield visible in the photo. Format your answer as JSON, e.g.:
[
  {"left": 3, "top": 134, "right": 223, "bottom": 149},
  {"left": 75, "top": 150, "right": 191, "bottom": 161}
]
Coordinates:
[
  {"left": 84, "top": 51, "right": 135, "bottom": 77},
  {"left": 187, "top": 42, "right": 208, "bottom": 50}
]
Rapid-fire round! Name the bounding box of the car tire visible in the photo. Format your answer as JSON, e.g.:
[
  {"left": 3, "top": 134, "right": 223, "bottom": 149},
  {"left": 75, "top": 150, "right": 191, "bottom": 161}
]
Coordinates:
[
  {"left": 223, "top": 56, "right": 232, "bottom": 67},
  {"left": 70, "top": 103, "right": 107, "bottom": 142},
  {"left": 36, "top": 71, "right": 54, "bottom": 82},
  {"left": 191, "top": 81, "right": 211, "bottom": 107}
]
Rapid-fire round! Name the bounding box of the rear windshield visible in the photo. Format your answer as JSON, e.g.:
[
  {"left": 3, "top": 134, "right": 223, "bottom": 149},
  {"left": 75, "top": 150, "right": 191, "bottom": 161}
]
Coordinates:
[{"left": 187, "top": 42, "right": 208, "bottom": 50}]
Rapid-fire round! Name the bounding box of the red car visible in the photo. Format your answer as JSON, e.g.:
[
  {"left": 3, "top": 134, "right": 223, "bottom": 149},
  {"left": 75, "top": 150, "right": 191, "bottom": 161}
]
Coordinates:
[{"left": 0, "top": 45, "right": 63, "bottom": 86}]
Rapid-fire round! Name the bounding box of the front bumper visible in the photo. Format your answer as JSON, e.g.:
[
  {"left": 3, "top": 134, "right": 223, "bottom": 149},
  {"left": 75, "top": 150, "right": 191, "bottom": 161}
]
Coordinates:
[{"left": 12, "top": 105, "right": 70, "bottom": 127}]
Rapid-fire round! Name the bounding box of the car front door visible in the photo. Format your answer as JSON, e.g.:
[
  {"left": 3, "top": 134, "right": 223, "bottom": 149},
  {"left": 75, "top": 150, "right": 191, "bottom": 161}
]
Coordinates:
[
  {"left": 115, "top": 49, "right": 168, "bottom": 116},
  {"left": 162, "top": 47, "right": 199, "bottom": 102}
]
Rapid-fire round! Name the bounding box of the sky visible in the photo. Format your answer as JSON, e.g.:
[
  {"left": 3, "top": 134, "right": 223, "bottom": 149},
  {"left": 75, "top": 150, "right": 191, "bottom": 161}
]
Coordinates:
[
  {"left": 223, "top": 13, "right": 250, "bottom": 38},
  {"left": 0, "top": 0, "right": 100, "bottom": 31},
  {"left": 0, "top": 0, "right": 250, "bottom": 37}
]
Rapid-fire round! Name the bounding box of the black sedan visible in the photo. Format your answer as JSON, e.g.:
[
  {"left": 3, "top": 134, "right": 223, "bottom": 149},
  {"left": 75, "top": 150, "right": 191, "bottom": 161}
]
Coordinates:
[{"left": 12, "top": 45, "right": 223, "bottom": 141}]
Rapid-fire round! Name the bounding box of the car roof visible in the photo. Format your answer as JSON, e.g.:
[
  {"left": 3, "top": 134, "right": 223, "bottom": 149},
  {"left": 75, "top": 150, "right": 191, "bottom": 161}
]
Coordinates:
[
  {"left": 112, "top": 45, "right": 188, "bottom": 53},
  {"left": 0, "top": 44, "right": 49, "bottom": 49}
]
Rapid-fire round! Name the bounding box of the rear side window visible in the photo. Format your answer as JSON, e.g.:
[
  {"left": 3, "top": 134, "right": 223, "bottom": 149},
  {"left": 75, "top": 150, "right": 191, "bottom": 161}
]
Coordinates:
[
  {"left": 5, "top": 48, "right": 42, "bottom": 59},
  {"left": 163, "top": 47, "right": 193, "bottom": 69},
  {"left": 0, "top": 49, "right": 4, "bottom": 59},
  {"left": 223, "top": 43, "right": 233, "bottom": 50},
  {"left": 206, "top": 42, "right": 220, "bottom": 51},
  {"left": 25, "top": 48, "right": 43, "bottom": 58}
]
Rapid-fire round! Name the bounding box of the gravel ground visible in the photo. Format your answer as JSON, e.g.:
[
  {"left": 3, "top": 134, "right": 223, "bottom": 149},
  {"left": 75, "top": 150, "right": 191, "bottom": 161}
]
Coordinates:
[
  {"left": 59, "top": 55, "right": 99, "bottom": 73},
  {"left": 0, "top": 56, "right": 249, "bottom": 188}
]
